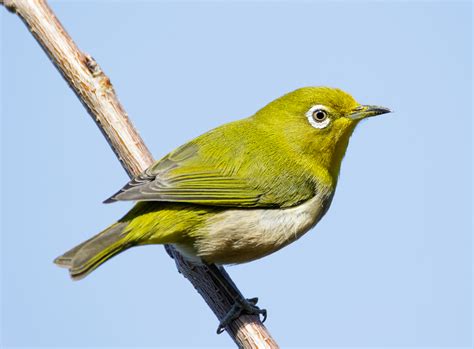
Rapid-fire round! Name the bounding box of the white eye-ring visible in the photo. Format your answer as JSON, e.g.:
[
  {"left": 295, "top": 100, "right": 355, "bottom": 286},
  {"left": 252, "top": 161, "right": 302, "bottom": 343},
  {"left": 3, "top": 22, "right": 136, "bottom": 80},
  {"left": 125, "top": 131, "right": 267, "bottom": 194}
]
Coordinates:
[{"left": 306, "top": 105, "right": 331, "bottom": 129}]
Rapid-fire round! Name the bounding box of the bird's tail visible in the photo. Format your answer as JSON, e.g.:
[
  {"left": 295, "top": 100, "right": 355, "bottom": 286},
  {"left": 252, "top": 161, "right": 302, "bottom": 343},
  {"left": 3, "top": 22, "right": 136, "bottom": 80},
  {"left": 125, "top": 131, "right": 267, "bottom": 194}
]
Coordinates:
[{"left": 54, "top": 222, "right": 131, "bottom": 280}]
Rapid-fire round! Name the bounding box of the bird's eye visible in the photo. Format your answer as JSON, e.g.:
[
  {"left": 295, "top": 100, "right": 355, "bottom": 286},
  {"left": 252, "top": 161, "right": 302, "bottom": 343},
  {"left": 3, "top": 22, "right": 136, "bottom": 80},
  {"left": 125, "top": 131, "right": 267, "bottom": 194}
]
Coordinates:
[
  {"left": 306, "top": 105, "right": 331, "bottom": 129},
  {"left": 312, "top": 109, "right": 327, "bottom": 122}
]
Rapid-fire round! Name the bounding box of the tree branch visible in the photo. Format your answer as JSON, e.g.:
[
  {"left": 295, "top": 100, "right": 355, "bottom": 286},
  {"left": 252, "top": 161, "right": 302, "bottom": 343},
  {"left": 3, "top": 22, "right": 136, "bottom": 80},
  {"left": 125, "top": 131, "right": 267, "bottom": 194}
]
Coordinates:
[{"left": 1, "top": 0, "right": 279, "bottom": 348}]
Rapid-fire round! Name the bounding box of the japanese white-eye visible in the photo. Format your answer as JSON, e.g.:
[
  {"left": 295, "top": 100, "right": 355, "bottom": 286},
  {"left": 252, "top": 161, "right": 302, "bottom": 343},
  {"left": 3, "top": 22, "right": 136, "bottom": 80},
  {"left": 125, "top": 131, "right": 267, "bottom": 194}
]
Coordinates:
[{"left": 55, "top": 87, "right": 390, "bottom": 280}]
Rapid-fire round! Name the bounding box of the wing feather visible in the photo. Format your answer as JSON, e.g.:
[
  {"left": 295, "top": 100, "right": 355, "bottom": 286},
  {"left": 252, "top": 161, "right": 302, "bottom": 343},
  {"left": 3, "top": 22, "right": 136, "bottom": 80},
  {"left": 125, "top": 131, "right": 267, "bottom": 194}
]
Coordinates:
[
  {"left": 104, "top": 120, "right": 318, "bottom": 208},
  {"left": 104, "top": 143, "right": 265, "bottom": 207}
]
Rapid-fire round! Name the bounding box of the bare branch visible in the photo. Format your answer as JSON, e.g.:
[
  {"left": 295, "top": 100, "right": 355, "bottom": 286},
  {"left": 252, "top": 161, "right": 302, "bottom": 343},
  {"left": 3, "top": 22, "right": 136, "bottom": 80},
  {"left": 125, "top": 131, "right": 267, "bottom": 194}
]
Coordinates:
[{"left": 1, "top": 0, "right": 279, "bottom": 348}]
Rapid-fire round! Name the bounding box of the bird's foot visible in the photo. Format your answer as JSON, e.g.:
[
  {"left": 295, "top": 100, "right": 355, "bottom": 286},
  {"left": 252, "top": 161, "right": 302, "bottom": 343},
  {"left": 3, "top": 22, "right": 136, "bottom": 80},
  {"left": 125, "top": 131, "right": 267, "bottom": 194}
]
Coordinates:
[{"left": 217, "top": 297, "right": 267, "bottom": 334}]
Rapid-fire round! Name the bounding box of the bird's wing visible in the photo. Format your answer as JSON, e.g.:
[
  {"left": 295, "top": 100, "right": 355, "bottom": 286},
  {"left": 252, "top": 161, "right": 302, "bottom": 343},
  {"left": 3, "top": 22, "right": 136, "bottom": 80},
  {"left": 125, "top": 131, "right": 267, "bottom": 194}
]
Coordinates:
[{"left": 104, "top": 142, "right": 274, "bottom": 207}]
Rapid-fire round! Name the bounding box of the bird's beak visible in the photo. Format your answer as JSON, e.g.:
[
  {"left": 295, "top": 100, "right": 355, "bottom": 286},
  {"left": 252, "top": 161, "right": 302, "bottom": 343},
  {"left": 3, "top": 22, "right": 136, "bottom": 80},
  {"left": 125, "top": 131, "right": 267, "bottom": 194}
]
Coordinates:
[{"left": 349, "top": 105, "right": 391, "bottom": 120}]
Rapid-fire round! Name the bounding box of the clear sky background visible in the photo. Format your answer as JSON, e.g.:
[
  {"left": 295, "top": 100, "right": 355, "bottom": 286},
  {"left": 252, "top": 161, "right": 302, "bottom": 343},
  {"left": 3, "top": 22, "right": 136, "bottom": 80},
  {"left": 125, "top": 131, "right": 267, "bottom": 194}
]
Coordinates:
[{"left": 1, "top": 1, "right": 472, "bottom": 348}]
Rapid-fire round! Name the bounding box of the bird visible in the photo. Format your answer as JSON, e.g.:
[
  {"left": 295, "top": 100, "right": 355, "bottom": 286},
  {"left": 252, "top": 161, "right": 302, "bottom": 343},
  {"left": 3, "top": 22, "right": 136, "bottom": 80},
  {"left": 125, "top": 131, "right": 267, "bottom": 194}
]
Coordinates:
[{"left": 55, "top": 86, "right": 390, "bottom": 330}]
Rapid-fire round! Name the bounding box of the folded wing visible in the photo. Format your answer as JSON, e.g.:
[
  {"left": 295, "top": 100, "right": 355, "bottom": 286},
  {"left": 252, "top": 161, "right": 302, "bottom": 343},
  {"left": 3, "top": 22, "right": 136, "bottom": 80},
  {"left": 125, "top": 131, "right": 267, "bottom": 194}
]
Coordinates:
[{"left": 104, "top": 142, "right": 266, "bottom": 207}]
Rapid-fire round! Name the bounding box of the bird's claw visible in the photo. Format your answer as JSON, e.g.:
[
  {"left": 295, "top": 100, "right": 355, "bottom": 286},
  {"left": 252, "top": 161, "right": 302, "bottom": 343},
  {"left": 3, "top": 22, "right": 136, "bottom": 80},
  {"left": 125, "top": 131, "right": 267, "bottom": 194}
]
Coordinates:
[{"left": 216, "top": 297, "right": 267, "bottom": 334}]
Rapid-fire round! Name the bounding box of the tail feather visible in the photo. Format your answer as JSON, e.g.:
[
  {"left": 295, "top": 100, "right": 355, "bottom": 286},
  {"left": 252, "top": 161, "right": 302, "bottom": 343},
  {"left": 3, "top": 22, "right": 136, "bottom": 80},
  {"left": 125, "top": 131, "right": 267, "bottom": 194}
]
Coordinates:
[
  {"left": 54, "top": 234, "right": 101, "bottom": 268},
  {"left": 54, "top": 222, "right": 130, "bottom": 280}
]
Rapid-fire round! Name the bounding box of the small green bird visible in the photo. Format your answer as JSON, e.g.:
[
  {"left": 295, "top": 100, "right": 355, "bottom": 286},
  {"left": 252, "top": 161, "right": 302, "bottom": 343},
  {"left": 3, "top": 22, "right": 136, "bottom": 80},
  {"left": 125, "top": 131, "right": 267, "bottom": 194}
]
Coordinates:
[{"left": 55, "top": 86, "right": 389, "bottom": 303}]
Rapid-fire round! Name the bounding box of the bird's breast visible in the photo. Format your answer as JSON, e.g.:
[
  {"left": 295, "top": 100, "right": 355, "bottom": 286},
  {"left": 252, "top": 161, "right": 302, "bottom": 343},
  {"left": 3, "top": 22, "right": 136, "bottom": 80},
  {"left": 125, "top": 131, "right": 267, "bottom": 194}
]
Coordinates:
[{"left": 193, "top": 188, "right": 334, "bottom": 265}]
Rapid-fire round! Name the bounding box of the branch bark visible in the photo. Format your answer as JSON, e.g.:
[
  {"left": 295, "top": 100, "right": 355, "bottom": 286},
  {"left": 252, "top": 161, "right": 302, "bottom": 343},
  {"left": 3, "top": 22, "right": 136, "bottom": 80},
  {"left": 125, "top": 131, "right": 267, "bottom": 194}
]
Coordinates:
[{"left": 1, "top": 1, "right": 279, "bottom": 348}]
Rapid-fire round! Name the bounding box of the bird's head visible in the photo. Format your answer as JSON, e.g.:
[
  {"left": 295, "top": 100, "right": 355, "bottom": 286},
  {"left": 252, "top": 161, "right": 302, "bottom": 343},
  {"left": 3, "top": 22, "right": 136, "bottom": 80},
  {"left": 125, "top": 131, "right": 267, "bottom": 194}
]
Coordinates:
[{"left": 254, "top": 87, "right": 391, "bottom": 181}]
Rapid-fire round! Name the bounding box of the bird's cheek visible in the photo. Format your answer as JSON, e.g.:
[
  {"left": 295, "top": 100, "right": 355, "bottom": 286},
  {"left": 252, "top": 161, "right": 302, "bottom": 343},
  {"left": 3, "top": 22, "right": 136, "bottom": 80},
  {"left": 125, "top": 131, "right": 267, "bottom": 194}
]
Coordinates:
[
  {"left": 336, "top": 117, "right": 355, "bottom": 128},
  {"left": 330, "top": 119, "right": 357, "bottom": 143}
]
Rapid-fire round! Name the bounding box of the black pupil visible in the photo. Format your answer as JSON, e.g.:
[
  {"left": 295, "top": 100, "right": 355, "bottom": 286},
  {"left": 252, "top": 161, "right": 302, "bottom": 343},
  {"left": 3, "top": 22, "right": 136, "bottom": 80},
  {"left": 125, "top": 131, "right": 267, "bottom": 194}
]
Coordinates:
[{"left": 315, "top": 111, "right": 325, "bottom": 120}]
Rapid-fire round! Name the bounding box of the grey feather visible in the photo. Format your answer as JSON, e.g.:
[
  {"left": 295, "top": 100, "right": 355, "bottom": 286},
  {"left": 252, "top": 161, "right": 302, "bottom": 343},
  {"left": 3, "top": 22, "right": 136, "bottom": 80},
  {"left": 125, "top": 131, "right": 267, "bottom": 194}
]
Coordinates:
[{"left": 54, "top": 222, "right": 129, "bottom": 280}]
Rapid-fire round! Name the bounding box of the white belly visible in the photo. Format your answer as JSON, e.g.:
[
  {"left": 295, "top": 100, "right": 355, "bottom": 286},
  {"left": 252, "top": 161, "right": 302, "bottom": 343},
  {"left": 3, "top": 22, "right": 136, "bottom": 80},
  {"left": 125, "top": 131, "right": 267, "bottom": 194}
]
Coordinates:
[{"left": 188, "top": 190, "right": 333, "bottom": 264}]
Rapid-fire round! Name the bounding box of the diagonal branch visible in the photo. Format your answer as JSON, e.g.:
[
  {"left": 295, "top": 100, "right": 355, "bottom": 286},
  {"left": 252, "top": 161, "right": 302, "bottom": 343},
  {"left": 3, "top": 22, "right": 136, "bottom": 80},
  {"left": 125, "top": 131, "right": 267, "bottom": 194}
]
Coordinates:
[{"left": 1, "top": 0, "right": 279, "bottom": 348}]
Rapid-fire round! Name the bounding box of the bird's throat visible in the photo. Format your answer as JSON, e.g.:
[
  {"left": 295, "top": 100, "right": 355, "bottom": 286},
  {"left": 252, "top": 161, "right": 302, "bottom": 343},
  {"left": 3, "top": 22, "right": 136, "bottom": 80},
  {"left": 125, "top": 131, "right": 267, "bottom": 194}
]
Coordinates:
[{"left": 318, "top": 122, "right": 357, "bottom": 182}]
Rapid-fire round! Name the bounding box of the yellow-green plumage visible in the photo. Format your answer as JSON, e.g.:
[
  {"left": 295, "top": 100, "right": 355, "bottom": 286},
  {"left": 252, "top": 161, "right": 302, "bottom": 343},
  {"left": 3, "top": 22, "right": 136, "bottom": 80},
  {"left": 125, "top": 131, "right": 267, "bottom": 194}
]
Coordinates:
[{"left": 55, "top": 87, "right": 390, "bottom": 279}]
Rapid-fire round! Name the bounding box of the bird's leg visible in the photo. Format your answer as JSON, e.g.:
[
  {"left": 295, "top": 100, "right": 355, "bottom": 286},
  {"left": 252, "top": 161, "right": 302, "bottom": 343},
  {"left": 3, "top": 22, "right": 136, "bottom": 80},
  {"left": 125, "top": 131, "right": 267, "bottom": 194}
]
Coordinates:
[{"left": 206, "top": 264, "right": 267, "bottom": 334}]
